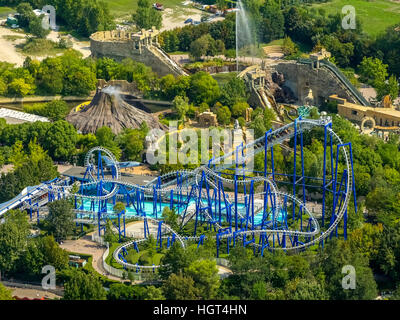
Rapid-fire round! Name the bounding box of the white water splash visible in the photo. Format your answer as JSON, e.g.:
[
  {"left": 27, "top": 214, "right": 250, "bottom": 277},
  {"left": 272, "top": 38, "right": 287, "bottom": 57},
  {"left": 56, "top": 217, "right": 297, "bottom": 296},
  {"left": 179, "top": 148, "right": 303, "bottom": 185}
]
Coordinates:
[{"left": 236, "top": 0, "right": 257, "bottom": 71}]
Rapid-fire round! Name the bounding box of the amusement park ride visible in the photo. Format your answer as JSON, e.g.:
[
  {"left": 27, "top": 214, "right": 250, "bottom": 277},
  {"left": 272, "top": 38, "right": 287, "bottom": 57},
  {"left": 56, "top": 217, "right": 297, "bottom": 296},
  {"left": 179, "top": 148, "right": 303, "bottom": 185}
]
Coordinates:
[{"left": 0, "top": 116, "right": 356, "bottom": 272}]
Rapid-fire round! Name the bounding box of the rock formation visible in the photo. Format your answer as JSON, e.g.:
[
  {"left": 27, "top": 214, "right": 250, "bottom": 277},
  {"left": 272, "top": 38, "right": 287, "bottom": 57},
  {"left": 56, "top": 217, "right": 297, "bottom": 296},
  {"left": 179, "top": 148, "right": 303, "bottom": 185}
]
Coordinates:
[{"left": 66, "top": 86, "right": 167, "bottom": 134}]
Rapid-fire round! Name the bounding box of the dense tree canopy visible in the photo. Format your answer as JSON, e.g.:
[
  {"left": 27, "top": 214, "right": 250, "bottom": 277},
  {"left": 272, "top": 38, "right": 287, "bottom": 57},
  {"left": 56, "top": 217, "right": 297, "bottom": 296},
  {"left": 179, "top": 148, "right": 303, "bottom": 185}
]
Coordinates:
[{"left": 63, "top": 270, "right": 107, "bottom": 300}]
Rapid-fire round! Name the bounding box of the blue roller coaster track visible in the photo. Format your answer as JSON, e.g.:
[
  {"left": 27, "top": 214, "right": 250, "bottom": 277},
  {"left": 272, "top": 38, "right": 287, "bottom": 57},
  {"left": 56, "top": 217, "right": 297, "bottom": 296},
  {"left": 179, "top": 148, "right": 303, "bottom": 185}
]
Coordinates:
[{"left": 0, "top": 116, "right": 356, "bottom": 272}]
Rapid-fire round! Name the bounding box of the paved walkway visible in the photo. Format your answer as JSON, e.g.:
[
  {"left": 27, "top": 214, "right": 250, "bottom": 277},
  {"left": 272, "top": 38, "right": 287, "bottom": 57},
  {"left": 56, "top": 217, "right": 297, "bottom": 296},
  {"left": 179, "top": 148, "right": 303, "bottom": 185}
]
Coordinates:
[{"left": 60, "top": 236, "right": 122, "bottom": 282}]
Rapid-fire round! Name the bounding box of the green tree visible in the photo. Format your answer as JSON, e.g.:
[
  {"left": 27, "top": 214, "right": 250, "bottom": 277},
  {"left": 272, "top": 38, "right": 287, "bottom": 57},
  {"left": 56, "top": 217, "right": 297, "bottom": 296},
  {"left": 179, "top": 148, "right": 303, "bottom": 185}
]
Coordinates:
[
  {"left": 107, "top": 283, "right": 146, "bottom": 300},
  {"left": 29, "top": 15, "right": 50, "bottom": 38},
  {"left": 63, "top": 64, "right": 96, "bottom": 96},
  {"left": 95, "top": 126, "right": 121, "bottom": 159},
  {"left": 220, "top": 76, "right": 248, "bottom": 108},
  {"left": 117, "top": 127, "right": 147, "bottom": 161},
  {"left": 0, "top": 283, "right": 14, "bottom": 300},
  {"left": 96, "top": 57, "right": 120, "bottom": 81},
  {"left": 282, "top": 36, "right": 298, "bottom": 56},
  {"left": 386, "top": 75, "right": 399, "bottom": 100},
  {"left": 172, "top": 95, "right": 190, "bottom": 120},
  {"left": 284, "top": 277, "right": 329, "bottom": 300},
  {"left": 37, "top": 56, "right": 64, "bottom": 95},
  {"left": 0, "top": 78, "right": 7, "bottom": 96},
  {"left": 231, "top": 101, "right": 249, "bottom": 118},
  {"left": 263, "top": 107, "right": 276, "bottom": 130},
  {"left": 162, "top": 272, "right": 200, "bottom": 300},
  {"left": 358, "top": 57, "right": 388, "bottom": 88},
  {"left": 260, "top": 1, "right": 285, "bottom": 43},
  {"left": 8, "top": 140, "right": 27, "bottom": 169},
  {"left": 188, "top": 71, "right": 221, "bottom": 105},
  {"left": 0, "top": 210, "right": 30, "bottom": 275},
  {"left": 20, "top": 235, "right": 69, "bottom": 276},
  {"left": 321, "top": 35, "right": 354, "bottom": 67},
  {"left": 319, "top": 239, "right": 378, "bottom": 300},
  {"left": 104, "top": 220, "right": 118, "bottom": 243},
  {"left": 133, "top": 0, "right": 162, "bottom": 30},
  {"left": 7, "top": 78, "right": 35, "bottom": 97},
  {"left": 16, "top": 2, "right": 35, "bottom": 28},
  {"left": 250, "top": 115, "right": 266, "bottom": 138},
  {"left": 161, "top": 207, "right": 179, "bottom": 231},
  {"left": 250, "top": 281, "right": 268, "bottom": 300},
  {"left": 190, "top": 34, "right": 215, "bottom": 60},
  {"left": 159, "top": 242, "right": 196, "bottom": 280},
  {"left": 216, "top": 105, "right": 231, "bottom": 126},
  {"left": 144, "top": 286, "right": 165, "bottom": 300},
  {"left": 27, "top": 100, "right": 70, "bottom": 121},
  {"left": 46, "top": 199, "right": 75, "bottom": 241},
  {"left": 185, "top": 259, "right": 220, "bottom": 299},
  {"left": 63, "top": 270, "right": 106, "bottom": 300},
  {"left": 375, "top": 224, "right": 400, "bottom": 281},
  {"left": 42, "top": 120, "right": 78, "bottom": 161}
]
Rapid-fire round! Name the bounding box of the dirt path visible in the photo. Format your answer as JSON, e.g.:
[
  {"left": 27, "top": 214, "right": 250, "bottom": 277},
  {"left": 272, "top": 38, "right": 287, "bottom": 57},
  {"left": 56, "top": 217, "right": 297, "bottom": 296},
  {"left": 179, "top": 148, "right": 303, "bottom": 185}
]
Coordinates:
[
  {"left": 217, "top": 265, "right": 233, "bottom": 278},
  {"left": 59, "top": 236, "right": 122, "bottom": 282},
  {"left": 46, "top": 31, "right": 91, "bottom": 58},
  {"left": 0, "top": 26, "right": 25, "bottom": 65}
]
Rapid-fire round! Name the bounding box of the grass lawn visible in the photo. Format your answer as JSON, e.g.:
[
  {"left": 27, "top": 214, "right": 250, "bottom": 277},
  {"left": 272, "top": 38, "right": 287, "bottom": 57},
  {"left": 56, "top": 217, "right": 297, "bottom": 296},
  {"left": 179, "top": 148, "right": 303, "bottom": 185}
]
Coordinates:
[
  {"left": 310, "top": 0, "right": 400, "bottom": 37},
  {"left": 126, "top": 249, "right": 165, "bottom": 265},
  {"left": 261, "top": 39, "right": 284, "bottom": 47},
  {"left": 212, "top": 71, "right": 238, "bottom": 86},
  {"left": 106, "top": 0, "right": 190, "bottom": 17},
  {"left": 2, "top": 34, "right": 25, "bottom": 42},
  {"left": 16, "top": 38, "right": 68, "bottom": 56},
  {"left": 0, "top": 6, "right": 14, "bottom": 18}
]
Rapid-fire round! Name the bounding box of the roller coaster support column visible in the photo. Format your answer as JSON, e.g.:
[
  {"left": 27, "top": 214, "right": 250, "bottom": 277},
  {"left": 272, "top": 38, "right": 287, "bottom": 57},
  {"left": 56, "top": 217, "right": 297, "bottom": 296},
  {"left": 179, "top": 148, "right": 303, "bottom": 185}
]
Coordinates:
[
  {"left": 28, "top": 198, "right": 32, "bottom": 220},
  {"left": 97, "top": 150, "right": 104, "bottom": 180},
  {"left": 348, "top": 143, "right": 357, "bottom": 213},
  {"left": 234, "top": 145, "right": 240, "bottom": 232},
  {"left": 263, "top": 129, "right": 272, "bottom": 219},
  {"left": 143, "top": 217, "right": 150, "bottom": 238},
  {"left": 156, "top": 220, "right": 163, "bottom": 250},
  {"left": 241, "top": 143, "right": 247, "bottom": 215},
  {"left": 117, "top": 209, "right": 126, "bottom": 241},
  {"left": 245, "top": 180, "right": 255, "bottom": 230},
  {"left": 153, "top": 185, "right": 158, "bottom": 218},
  {"left": 322, "top": 123, "right": 330, "bottom": 226},
  {"left": 331, "top": 142, "right": 356, "bottom": 239},
  {"left": 197, "top": 234, "right": 205, "bottom": 249},
  {"left": 170, "top": 189, "right": 174, "bottom": 210},
  {"left": 300, "top": 119, "right": 306, "bottom": 206},
  {"left": 292, "top": 119, "right": 297, "bottom": 221}
]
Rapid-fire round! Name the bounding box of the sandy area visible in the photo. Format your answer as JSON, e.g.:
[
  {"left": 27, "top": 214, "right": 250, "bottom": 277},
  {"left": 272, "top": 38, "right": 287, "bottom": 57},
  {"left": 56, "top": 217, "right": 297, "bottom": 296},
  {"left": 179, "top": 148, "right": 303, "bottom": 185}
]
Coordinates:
[
  {"left": 0, "top": 164, "right": 14, "bottom": 174},
  {"left": 0, "top": 25, "right": 26, "bottom": 66},
  {"left": 161, "top": 7, "right": 203, "bottom": 31},
  {"left": 359, "top": 87, "right": 377, "bottom": 102},
  {"left": 0, "top": 24, "right": 90, "bottom": 66},
  {"left": 121, "top": 165, "right": 158, "bottom": 176},
  {"left": 46, "top": 31, "right": 91, "bottom": 58},
  {"left": 161, "top": 7, "right": 224, "bottom": 32}
]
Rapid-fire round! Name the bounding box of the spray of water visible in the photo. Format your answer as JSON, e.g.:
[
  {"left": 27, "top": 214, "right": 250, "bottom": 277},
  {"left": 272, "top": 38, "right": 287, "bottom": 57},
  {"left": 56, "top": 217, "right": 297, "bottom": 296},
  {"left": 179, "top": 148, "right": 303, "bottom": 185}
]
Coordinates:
[
  {"left": 102, "top": 85, "right": 120, "bottom": 96},
  {"left": 236, "top": 0, "right": 257, "bottom": 71}
]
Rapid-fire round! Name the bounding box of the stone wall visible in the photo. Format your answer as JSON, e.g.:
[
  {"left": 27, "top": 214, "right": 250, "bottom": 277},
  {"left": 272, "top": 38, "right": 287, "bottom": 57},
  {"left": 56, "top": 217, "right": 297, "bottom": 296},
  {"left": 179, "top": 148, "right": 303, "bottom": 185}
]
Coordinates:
[
  {"left": 90, "top": 31, "right": 186, "bottom": 77},
  {"left": 273, "top": 61, "right": 359, "bottom": 106}
]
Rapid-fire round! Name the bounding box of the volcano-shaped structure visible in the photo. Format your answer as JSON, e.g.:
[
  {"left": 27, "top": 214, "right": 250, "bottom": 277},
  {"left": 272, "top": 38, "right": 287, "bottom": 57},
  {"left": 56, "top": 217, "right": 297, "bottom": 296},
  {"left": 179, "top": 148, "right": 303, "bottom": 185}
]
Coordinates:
[{"left": 67, "top": 87, "right": 166, "bottom": 134}]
